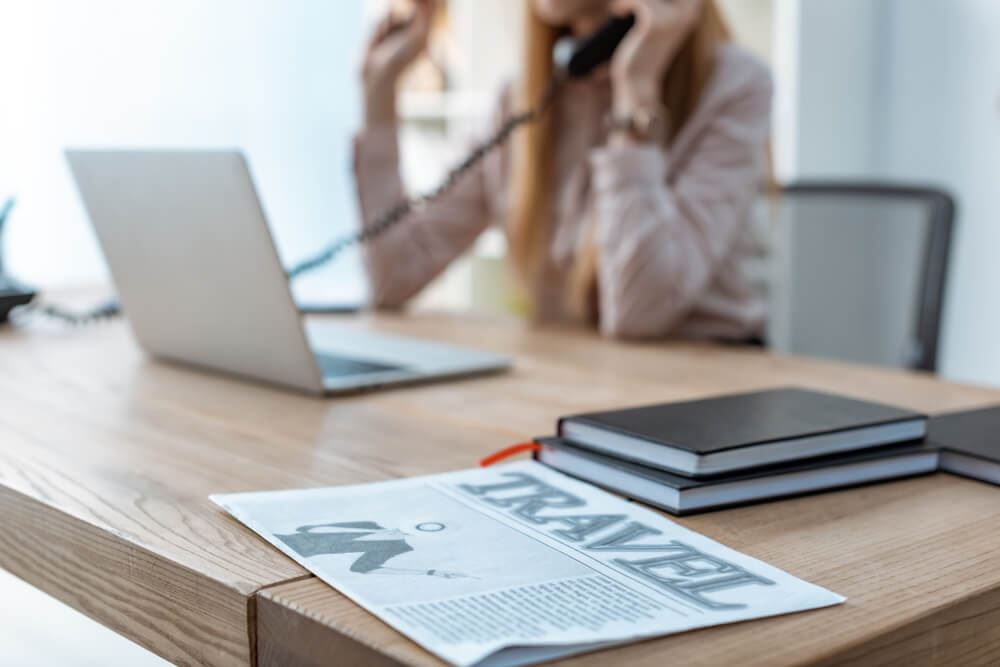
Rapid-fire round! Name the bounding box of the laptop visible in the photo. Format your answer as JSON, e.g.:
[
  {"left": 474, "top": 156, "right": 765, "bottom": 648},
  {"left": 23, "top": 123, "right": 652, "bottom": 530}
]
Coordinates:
[{"left": 66, "top": 149, "right": 509, "bottom": 394}]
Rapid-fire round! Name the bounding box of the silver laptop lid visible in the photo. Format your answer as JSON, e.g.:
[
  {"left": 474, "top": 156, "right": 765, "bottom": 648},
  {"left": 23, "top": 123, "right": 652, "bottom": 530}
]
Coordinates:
[{"left": 67, "top": 149, "right": 324, "bottom": 393}]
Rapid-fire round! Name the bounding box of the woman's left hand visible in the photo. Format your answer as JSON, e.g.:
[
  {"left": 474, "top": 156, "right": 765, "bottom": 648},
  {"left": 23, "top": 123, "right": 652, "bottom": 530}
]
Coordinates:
[{"left": 609, "top": 0, "right": 703, "bottom": 115}]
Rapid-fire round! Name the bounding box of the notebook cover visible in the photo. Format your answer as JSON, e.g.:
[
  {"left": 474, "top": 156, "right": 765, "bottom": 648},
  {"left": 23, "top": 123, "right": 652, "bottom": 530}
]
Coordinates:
[
  {"left": 535, "top": 436, "right": 937, "bottom": 489},
  {"left": 558, "top": 387, "right": 925, "bottom": 455},
  {"left": 929, "top": 405, "right": 1000, "bottom": 463}
]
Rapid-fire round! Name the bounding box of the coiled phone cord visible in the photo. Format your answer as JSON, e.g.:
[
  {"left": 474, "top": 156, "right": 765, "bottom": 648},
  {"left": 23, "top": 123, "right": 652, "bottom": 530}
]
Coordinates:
[
  {"left": 31, "top": 73, "right": 566, "bottom": 326},
  {"left": 20, "top": 299, "right": 122, "bottom": 326},
  {"left": 287, "top": 73, "right": 565, "bottom": 279}
]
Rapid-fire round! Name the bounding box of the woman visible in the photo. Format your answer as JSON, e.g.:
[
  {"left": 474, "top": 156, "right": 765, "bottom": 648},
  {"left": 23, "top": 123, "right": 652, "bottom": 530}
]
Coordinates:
[{"left": 355, "top": 0, "right": 772, "bottom": 340}]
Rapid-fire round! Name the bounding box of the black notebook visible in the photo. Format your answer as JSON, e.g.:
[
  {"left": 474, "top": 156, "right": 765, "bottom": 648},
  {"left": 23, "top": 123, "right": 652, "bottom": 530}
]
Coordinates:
[
  {"left": 558, "top": 388, "right": 927, "bottom": 477},
  {"left": 535, "top": 437, "right": 939, "bottom": 515},
  {"left": 931, "top": 406, "right": 1000, "bottom": 485}
]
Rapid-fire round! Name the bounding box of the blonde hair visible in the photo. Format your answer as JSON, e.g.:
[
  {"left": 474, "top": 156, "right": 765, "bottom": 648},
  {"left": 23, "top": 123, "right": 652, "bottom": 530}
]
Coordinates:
[{"left": 507, "top": 1, "right": 733, "bottom": 322}]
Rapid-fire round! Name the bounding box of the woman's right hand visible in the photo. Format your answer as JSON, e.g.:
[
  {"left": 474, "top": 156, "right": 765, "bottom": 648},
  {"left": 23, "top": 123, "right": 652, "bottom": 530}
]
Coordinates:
[{"left": 362, "top": 0, "right": 436, "bottom": 127}]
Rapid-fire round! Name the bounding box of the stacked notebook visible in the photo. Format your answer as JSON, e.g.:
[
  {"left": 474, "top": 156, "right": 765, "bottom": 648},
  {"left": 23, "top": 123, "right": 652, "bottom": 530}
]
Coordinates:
[
  {"left": 535, "top": 388, "right": 936, "bottom": 514},
  {"left": 931, "top": 406, "right": 1000, "bottom": 485}
]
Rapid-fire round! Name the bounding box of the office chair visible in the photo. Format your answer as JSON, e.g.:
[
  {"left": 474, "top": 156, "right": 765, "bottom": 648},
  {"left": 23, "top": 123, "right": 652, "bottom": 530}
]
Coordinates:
[{"left": 763, "top": 183, "right": 955, "bottom": 372}]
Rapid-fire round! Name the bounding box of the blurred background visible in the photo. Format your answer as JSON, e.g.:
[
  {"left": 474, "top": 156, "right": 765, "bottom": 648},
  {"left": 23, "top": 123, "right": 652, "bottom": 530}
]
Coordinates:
[
  {"left": 2, "top": 0, "right": 998, "bottom": 386},
  {"left": 0, "top": 1, "right": 998, "bottom": 663}
]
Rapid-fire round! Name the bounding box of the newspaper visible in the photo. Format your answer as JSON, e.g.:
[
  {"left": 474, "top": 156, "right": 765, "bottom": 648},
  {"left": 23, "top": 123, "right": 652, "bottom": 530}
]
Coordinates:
[{"left": 213, "top": 461, "right": 843, "bottom": 667}]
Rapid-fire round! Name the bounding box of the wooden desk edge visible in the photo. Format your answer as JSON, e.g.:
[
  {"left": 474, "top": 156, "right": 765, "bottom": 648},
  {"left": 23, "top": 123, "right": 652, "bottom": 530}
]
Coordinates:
[
  {"left": 811, "top": 584, "right": 1000, "bottom": 666},
  {"left": 0, "top": 484, "right": 255, "bottom": 667},
  {"left": 256, "top": 582, "right": 417, "bottom": 667}
]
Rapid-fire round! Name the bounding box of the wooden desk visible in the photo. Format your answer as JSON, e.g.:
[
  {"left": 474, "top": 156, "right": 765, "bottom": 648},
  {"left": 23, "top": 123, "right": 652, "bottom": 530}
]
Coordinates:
[{"left": 2, "top": 313, "right": 1000, "bottom": 667}]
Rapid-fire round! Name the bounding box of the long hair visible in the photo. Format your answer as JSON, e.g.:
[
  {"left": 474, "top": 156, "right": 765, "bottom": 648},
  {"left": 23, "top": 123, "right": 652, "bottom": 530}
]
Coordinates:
[{"left": 507, "top": 1, "right": 733, "bottom": 321}]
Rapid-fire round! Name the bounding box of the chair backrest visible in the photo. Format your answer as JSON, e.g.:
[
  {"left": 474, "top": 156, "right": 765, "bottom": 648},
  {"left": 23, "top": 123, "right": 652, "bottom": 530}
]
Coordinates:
[{"left": 764, "top": 183, "right": 955, "bottom": 371}]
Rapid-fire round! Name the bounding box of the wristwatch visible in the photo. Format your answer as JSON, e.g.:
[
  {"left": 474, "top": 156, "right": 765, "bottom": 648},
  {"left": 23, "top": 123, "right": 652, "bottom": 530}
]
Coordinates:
[{"left": 606, "top": 105, "right": 669, "bottom": 144}]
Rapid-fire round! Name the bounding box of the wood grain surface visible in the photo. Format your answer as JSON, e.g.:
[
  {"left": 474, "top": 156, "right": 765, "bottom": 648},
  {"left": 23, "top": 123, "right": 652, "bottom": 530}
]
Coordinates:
[{"left": 2, "top": 311, "right": 999, "bottom": 666}]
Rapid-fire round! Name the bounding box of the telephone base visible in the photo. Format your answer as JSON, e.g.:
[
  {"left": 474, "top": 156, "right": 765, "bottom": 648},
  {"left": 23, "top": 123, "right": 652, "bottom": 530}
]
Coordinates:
[{"left": 0, "top": 275, "right": 36, "bottom": 323}]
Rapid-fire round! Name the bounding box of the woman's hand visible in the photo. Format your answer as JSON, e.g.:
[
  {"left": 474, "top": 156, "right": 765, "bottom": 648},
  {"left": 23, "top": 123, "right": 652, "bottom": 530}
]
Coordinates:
[
  {"left": 609, "top": 0, "right": 702, "bottom": 117},
  {"left": 361, "top": 0, "right": 436, "bottom": 127}
]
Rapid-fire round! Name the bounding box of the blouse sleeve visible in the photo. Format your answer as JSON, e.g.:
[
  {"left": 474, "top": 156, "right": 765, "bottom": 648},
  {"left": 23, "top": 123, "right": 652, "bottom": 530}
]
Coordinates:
[
  {"left": 353, "top": 90, "right": 510, "bottom": 308},
  {"left": 588, "top": 66, "right": 773, "bottom": 339}
]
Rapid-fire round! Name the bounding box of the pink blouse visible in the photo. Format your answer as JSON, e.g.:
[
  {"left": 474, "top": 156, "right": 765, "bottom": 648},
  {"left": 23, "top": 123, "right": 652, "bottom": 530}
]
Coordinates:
[{"left": 354, "top": 43, "right": 772, "bottom": 340}]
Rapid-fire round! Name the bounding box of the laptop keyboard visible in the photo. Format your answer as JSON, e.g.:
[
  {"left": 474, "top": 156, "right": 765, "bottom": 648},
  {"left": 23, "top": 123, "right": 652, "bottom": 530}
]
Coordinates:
[{"left": 315, "top": 352, "right": 404, "bottom": 378}]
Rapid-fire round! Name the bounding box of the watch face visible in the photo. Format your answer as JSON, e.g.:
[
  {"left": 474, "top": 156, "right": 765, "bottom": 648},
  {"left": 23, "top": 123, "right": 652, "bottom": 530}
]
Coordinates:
[
  {"left": 631, "top": 107, "right": 666, "bottom": 142},
  {"left": 634, "top": 109, "right": 655, "bottom": 135},
  {"left": 605, "top": 106, "right": 667, "bottom": 142}
]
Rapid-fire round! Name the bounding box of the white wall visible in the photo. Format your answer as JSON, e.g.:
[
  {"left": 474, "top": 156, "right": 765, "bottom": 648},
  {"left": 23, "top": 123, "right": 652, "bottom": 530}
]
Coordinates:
[
  {"left": 450, "top": 0, "right": 522, "bottom": 95},
  {"left": 0, "top": 0, "right": 367, "bottom": 302},
  {"left": 880, "top": 0, "right": 1000, "bottom": 386},
  {"left": 776, "top": 0, "right": 1000, "bottom": 386},
  {"left": 774, "top": 0, "right": 888, "bottom": 178}
]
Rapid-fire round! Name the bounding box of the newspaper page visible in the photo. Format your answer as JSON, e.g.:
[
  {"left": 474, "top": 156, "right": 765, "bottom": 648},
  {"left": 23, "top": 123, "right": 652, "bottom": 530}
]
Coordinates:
[{"left": 212, "top": 461, "right": 844, "bottom": 667}]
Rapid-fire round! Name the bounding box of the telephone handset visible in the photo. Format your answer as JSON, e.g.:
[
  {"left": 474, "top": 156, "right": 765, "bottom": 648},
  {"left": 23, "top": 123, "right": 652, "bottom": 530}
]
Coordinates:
[
  {"left": 565, "top": 14, "right": 636, "bottom": 79},
  {"left": 287, "top": 13, "right": 636, "bottom": 279},
  {"left": 28, "top": 14, "right": 637, "bottom": 325}
]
